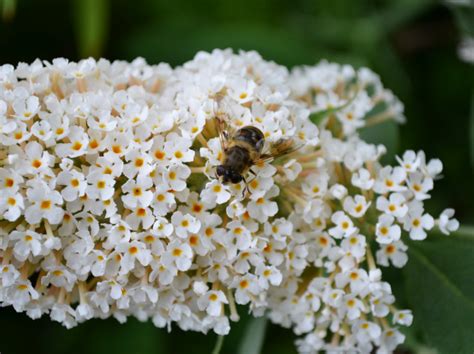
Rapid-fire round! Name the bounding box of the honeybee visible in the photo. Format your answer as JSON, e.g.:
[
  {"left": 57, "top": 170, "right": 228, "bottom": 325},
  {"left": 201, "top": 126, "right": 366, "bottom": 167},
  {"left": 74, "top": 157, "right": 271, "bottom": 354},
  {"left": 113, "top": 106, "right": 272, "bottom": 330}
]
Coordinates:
[{"left": 215, "top": 116, "right": 300, "bottom": 190}]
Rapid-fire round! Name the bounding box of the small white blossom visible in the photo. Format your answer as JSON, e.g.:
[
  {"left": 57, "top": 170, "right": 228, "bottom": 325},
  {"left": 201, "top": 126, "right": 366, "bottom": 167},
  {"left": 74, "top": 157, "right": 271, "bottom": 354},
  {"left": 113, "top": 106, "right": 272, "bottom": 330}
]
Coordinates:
[
  {"left": 438, "top": 208, "right": 459, "bottom": 235},
  {"left": 375, "top": 215, "right": 401, "bottom": 244},
  {"left": 329, "top": 211, "right": 357, "bottom": 239}
]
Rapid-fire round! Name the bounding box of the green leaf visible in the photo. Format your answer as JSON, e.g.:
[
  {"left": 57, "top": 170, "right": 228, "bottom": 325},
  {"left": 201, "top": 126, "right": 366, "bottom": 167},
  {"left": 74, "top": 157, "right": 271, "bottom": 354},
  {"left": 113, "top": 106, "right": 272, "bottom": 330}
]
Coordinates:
[
  {"left": 359, "top": 119, "right": 399, "bottom": 163},
  {"left": 73, "top": 0, "right": 109, "bottom": 58},
  {"left": 237, "top": 316, "right": 268, "bottom": 354},
  {"left": 470, "top": 91, "right": 474, "bottom": 170},
  {"left": 449, "top": 1, "right": 474, "bottom": 37},
  {"left": 404, "top": 233, "right": 474, "bottom": 354}
]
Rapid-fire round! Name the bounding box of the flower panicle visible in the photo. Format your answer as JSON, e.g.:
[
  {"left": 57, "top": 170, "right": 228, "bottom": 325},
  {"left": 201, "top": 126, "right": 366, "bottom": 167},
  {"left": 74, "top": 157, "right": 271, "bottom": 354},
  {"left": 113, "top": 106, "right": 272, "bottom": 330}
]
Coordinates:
[{"left": 0, "top": 50, "right": 458, "bottom": 354}]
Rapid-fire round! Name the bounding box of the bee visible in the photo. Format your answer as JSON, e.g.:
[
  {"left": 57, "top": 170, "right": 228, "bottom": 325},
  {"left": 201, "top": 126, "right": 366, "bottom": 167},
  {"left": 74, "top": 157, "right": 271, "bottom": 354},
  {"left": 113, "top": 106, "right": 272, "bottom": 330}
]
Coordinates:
[{"left": 215, "top": 115, "right": 300, "bottom": 191}]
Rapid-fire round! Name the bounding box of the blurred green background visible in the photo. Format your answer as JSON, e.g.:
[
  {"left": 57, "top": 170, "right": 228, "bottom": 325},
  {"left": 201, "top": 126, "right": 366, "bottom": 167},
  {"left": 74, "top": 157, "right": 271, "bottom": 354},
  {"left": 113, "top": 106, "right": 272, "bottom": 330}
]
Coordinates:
[{"left": 0, "top": 0, "right": 473, "bottom": 353}]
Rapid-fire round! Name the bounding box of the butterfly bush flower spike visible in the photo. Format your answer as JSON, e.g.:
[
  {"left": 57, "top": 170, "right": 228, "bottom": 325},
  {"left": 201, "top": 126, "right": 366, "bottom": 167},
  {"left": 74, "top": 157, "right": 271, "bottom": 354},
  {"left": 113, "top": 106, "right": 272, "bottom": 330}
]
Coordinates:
[{"left": 0, "top": 50, "right": 458, "bottom": 353}]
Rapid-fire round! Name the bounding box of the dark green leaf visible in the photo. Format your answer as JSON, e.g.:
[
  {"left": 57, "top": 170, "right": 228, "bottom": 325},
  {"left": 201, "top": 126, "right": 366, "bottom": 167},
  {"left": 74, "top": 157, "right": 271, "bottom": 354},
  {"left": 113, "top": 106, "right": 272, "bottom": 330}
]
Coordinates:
[
  {"left": 404, "top": 233, "right": 474, "bottom": 354},
  {"left": 470, "top": 91, "right": 474, "bottom": 170},
  {"left": 359, "top": 119, "right": 399, "bottom": 162},
  {"left": 237, "top": 316, "right": 268, "bottom": 354},
  {"left": 449, "top": 1, "right": 474, "bottom": 37}
]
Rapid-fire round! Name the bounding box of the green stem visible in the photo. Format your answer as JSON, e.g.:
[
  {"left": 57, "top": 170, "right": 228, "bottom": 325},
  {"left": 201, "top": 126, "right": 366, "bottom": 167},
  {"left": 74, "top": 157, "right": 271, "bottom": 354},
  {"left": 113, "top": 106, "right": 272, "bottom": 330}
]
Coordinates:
[{"left": 211, "top": 335, "right": 225, "bottom": 354}]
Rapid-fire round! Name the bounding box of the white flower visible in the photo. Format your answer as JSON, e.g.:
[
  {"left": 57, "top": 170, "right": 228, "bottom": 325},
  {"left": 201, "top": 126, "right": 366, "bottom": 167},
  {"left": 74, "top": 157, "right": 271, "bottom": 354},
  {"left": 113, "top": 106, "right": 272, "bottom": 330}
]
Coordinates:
[
  {"left": 393, "top": 310, "right": 413, "bottom": 326},
  {"left": 0, "top": 168, "right": 23, "bottom": 193},
  {"left": 199, "top": 138, "right": 223, "bottom": 166},
  {"left": 224, "top": 221, "right": 253, "bottom": 253},
  {"left": 0, "top": 191, "right": 24, "bottom": 221},
  {"left": 200, "top": 180, "right": 231, "bottom": 207},
  {"left": 151, "top": 184, "right": 176, "bottom": 216},
  {"left": 197, "top": 290, "right": 228, "bottom": 317},
  {"left": 161, "top": 164, "right": 191, "bottom": 192},
  {"left": 17, "top": 141, "right": 53, "bottom": 176},
  {"left": 31, "top": 120, "right": 53, "bottom": 141},
  {"left": 247, "top": 186, "right": 279, "bottom": 223},
  {"left": 164, "top": 132, "right": 195, "bottom": 163},
  {"left": 57, "top": 169, "right": 87, "bottom": 201},
  {"left": 121, "top": 176, "right": 154, "bottom": 208},
  {"left": 335, "top": 269, "right": 369, "bottom": 296},
  {"left": 228, "top": 78, "right": 256, "bottom": 104},
  {"left": 256, "top": 265, "right": 282, "bottom": 288},
  {"left": 373, "top": 166, "right": 407, "bottom": 194},
  {"left": 438, "top": 208, "right": 459, "bottom": 235},
  {"left": 351, "top": 168, "right": 374, "bottom": 190},
  {"left": 125, "top": 206, "right": 155, "bottom": 230},
  {"left": 328, "top": 184, "right": 347, "bottom": 200},
  {"left": 407, "top": 172, "right": 433, "bottom": 200},
  {"left": 171, "top": 211, "right": 201, "bottom": 238},
  {"left": 264, "top": 218, "right": 293, "bottom": 242},
  {"left": 379, "top": 329, "right": 405, "bottom": 352},
  {"left": 24, "top": 184, "right": 64, "bottom": 224},
  {"left": 116, "top": 241, "right": 152, "bottom": 274},
  {"left": 343, "top": 195, "right": 370, "bottom": 218},
  {"left": 0, "top": 264, "right": 20, "bottom": 286},
  {"left": 329, "top": 211, "right": 357, "bottom": 239},
  {"left": 340, "top": 295, "right": 365, "bottom": 320},
  {"left": 65, "top": 57, "right": 96, "bottom": 79},
  {"left": 123, "top": 148, "right": 154, "bottom": 179},
  {"left": 402, "top": 203, "right": 434, "bottom": 241},
  {"left": 41, "top": 267, "right": 77, "bottom": 292},
  {"left": 0, "top": 101, "right": 16, "bottom": 134},
  {"left": 10, "top": 230, "right": 43, "bottom": 261},
  {"left": 352, "top": 320, "right": 381, "bottom": 344},
  {"left": 302, "top": 172, "right": 329, "bottom": 198},
  {"left": 233, "top": 274, "right": 260, "bottom": 305},
  {"left": 55, "top": 126, "right": 89, "bottom": 158},
  {"left": 375, "top": 214, "right": 401, "bottom": 244},
  {"left": 162, "top": 240, "right": 193, "bottom": 271},
  {"left": 396, "top": 150, "right": 421, "bottom": 173},
  {"left": 6, "top": 280, "right": 39, "bottom": 310},
  {"left": 13, "top": 95, "right": 40, "bottom": 121},
  {"left": 376, "top": 193, "right": 408, "bottom": 219},
  {"left": 376, "top": 241, "right": 408, "bottom": 268},
  {"left": 86, "top": 171, "right": 115, "bottom": 201}
]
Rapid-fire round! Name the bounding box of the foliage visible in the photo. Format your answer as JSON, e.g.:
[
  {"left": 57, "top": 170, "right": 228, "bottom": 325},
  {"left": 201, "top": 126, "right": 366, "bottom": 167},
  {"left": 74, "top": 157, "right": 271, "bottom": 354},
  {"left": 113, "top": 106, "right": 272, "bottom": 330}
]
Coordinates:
[{"left": 405, "top": 230, "right": 474, "bottom": 354}]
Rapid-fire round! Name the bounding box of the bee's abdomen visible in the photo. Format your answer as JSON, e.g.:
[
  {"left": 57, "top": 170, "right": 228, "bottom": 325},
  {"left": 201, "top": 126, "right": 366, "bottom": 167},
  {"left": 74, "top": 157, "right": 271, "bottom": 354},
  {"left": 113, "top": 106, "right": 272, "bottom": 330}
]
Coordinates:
[
  {"left": 223, "top": 146, "right": 252, "bottom": 174},
  {"left": 234, "top": 126, "right": 265, "bottom": 153}
]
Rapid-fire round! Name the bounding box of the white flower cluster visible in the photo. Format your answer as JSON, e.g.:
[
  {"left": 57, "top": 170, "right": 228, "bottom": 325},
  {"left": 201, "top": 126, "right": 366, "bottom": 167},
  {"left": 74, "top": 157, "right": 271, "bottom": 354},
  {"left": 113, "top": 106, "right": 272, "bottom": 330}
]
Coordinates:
[{"left": 0, "top": 49, "right": 458, "bottom": 353}]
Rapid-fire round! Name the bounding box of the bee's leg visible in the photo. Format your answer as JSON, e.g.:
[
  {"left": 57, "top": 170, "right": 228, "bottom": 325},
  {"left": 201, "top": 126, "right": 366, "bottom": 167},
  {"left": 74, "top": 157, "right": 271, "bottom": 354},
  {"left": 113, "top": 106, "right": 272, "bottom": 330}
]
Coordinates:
[
  {"left": 243, "top": 170, "right": 258, "bottom": 198},
  {"left": 241, "top": 176, "right": 249, "bottom": 198}
]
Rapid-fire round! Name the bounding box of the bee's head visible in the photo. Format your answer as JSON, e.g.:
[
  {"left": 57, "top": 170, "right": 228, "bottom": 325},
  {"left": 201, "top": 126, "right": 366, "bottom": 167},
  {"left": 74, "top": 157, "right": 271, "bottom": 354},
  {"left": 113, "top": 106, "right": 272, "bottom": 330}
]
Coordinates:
[{"left": 216, "top": 165, "right": 243, "bottom": 184}]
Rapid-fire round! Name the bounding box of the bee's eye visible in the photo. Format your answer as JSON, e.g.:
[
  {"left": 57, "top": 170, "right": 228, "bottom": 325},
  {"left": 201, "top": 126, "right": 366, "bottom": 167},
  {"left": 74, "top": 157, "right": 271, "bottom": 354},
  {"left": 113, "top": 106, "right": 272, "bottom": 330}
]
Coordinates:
[
  {"left": 216, "top": 166, "right": 225, "bottom": 176},
  {"left": 230, "top": 173, "right": 243, "bottom": 184}
]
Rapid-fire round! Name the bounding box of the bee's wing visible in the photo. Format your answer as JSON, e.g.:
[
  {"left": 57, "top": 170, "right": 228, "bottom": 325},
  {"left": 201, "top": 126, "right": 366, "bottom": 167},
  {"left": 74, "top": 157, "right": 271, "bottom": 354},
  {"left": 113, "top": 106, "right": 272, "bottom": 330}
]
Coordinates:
[
  {"left": 214, "top": 115, "right": 230, "bottom": 151},
  {"left": 256, "top": 138, "right": 302, "bottom": 163},
  {"left": 214, "top": 97, "right": 238, "bottom": 151}
]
